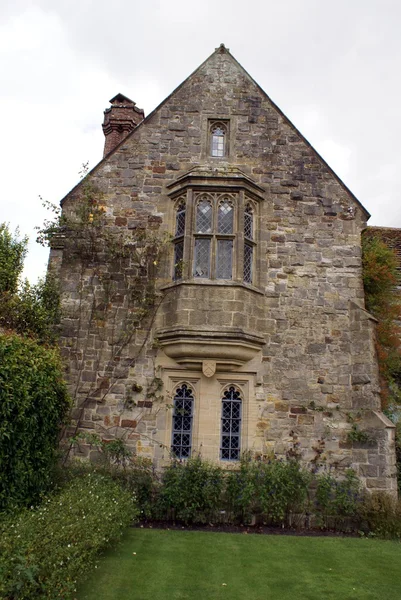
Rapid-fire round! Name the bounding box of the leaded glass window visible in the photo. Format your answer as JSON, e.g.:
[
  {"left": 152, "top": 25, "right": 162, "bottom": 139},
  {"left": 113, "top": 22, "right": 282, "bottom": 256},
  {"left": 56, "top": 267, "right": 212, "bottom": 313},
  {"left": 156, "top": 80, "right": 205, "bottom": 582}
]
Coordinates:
[
  {"left": 243, "top": 243, "right": 253, "bottom": 284},
  {"left": 221, "top": 387, "right": 242, "bottom": 461},
  {"left": 172, "top": 384, "right": 194, "bottom": 459},
  {"left": 174, "top": 240, "right": 184, "bottom": 280},
  {"left": 218, "top": 199, "right": 234, "bottom": 234},
  {"left": 244, "top": 203, "right": 253, "bottom": 240},
  {"left": 194, "top": 238, "right": 211, "bottom": 278},
  {"left": 175, "top": 201, "right": 186, "bottom": 237},
  {"left": 211, "top": 125, "right": 226, "bottom": 157},
  {"left": 217, "top": 239, "right": 233, "bottom": 279},
  {"left": 196, "top": 198, "right": 213, "bottom": 233}
]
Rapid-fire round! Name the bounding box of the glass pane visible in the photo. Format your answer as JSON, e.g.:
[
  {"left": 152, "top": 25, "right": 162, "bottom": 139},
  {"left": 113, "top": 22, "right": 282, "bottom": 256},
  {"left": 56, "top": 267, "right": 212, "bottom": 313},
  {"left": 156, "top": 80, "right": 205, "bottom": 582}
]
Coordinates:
[
  {"left": 196, "top": 199, "right": 212, "bottom": 233},
  {"left": 194, "top": 238, "right": 211, "bottom": 278},
  {"left": 173, "top": 241, "right": 184, "bottom": 280},
  {"left": 175, "top": 202, "right": 186, "bottom": 236},
  {"left": 216, "top": 239, "right": 233, "bottom": 279},
  {"left": 244, "top": 243, "right": 253, "bottom": 284},
  {"left": 172, "top": 385, "right": 194, "bottom": 459},
  {"left": 211, "top": 133, "right": 225, "bottom": 157},
  {"left": 218, "top": 199, "right": 234, "bottom": 234},
  {"left": 244, "top": 204, "right": 253, "bottom": 240}
]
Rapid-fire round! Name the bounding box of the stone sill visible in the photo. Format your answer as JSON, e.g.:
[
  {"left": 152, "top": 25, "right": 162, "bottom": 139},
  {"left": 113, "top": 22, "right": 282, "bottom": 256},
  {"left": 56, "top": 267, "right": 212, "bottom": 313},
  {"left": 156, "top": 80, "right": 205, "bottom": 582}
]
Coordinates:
[{"left": 160, "top": 279, "right": 264, "bottom": 296}]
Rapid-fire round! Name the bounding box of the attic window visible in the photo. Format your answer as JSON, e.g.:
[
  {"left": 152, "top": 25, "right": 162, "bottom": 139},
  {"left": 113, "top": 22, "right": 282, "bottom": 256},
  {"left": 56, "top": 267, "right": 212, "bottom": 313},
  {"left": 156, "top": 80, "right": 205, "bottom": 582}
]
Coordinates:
[{"left": 209, "top": 120, "right": 229, "bottom": 157}]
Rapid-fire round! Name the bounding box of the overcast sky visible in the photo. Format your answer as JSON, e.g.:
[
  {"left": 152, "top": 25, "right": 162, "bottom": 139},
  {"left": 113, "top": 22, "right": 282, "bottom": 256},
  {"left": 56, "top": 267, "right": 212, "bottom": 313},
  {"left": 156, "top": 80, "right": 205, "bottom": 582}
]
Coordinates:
[{"left": 2, "top": 0, "right": 401, "bottom": 282}]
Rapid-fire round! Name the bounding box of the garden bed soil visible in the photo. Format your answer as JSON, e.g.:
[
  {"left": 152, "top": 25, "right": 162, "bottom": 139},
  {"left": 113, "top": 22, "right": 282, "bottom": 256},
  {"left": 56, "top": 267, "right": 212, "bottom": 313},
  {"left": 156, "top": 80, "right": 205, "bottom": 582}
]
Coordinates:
[{"left": 135, "top": 521, "right": 359, "bottom": 537}]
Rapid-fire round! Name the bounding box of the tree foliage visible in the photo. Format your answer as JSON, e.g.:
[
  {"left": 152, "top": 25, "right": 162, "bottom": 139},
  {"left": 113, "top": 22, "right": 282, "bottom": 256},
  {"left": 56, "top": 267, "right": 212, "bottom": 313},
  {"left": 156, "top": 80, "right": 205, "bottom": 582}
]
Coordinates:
[
  {"left": 0, "top": 223, "right": 61, "bottom": 344},
  {"left": 0, "top": 224, "right": 27, "bottom": 295}
]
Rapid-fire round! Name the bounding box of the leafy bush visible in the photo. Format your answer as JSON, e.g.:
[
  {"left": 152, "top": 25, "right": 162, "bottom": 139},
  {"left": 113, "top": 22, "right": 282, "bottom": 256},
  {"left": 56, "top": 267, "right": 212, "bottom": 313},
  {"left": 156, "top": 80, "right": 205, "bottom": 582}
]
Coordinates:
[
  {"left": 225, "top": 456, "right": 311, "bottom": 525},
  {"left": 0, "top": 472, "right": 138, "bottom": 599},
  {"left": 358, "top": 492, "right": 401, "bottom": 539},
  {"left": 157, "top": 456, "right": 224, "bottom": 524},
  {"left": 110, "top": 457, "right": 160, "bottom": 520},
  {"left": 0, "top": 333, "right": 70, "bottom": 510},
  {"left": 315, "top": 470, "right": 362, "bottom": 529}
]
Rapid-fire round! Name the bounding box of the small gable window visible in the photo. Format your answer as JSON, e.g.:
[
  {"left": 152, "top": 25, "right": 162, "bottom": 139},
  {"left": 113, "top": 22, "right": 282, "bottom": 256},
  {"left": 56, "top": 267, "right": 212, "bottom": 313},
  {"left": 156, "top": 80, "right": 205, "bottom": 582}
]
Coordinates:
[{"left": 209, "top": 121, "right": 228, "bottom": 158}]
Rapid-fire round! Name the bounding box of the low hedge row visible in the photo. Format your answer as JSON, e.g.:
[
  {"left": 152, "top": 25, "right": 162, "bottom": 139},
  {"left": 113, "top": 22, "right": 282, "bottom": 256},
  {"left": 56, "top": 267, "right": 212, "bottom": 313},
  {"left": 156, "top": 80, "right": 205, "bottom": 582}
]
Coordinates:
[
  {"left": 109, "top": 455, "right": 401, "bottom": 537},
  {"left": 0, "top": 471, "right": 138, "bottom": 600}
]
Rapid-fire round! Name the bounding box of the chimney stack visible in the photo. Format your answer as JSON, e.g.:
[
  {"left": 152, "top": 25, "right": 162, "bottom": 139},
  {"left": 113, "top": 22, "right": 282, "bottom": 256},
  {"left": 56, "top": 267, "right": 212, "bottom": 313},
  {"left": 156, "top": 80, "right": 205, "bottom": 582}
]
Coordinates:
[{"left": 102, "top": 93, "right": 144, "bottom": 156}]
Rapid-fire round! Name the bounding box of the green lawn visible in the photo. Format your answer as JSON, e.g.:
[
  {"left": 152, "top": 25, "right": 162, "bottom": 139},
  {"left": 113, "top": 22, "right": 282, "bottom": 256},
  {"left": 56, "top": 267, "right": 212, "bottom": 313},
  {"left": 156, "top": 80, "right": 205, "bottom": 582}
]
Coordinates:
[{"left": 78, "top": 528, "right": 401, "bottom": 600}]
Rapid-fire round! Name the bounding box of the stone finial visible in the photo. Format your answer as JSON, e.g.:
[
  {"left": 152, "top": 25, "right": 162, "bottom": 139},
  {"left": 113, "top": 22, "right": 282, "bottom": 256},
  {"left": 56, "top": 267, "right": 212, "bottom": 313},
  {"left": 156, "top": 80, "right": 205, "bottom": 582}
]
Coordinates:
[
  {"left": 102, "top": 93, "right": 145, "bottom": 157},
  {"left": 216, "top": 43, "right": 229, "bottom": 53}
]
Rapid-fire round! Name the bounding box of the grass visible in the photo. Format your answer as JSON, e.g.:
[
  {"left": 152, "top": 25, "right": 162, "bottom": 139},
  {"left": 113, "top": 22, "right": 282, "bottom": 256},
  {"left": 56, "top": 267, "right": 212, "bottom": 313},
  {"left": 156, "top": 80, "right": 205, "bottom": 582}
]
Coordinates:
[{"left": 78, "top": 528, "right": 401, "bottom": 600}]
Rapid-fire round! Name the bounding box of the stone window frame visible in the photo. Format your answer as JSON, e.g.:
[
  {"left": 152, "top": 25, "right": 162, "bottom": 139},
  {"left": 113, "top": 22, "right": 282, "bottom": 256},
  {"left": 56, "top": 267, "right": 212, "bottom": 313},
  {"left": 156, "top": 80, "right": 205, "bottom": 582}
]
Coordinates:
[
  {"left": 160, "top": 367, "right": 252, "bottom": 465},
  {"left": 171, "top": 189, "right": 259, "bottom": 286}
]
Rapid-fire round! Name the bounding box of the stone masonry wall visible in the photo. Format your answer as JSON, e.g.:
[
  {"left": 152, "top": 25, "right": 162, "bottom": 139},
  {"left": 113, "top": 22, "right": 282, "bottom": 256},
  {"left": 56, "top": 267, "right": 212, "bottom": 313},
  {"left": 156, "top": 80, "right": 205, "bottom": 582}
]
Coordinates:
[{"left": 52, "top": 46, "right": 396, "bottom": 494}]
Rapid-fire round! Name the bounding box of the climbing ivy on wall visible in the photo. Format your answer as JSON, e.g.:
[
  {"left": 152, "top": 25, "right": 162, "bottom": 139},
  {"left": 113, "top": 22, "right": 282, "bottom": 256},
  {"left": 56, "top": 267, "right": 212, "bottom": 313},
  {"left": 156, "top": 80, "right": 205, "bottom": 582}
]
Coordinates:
[
  {"left": 36, "top": 165, "right": 171, "bottom": 462},
  {"left": 362, "top": 231, "right": 401, "bottom": 406}
]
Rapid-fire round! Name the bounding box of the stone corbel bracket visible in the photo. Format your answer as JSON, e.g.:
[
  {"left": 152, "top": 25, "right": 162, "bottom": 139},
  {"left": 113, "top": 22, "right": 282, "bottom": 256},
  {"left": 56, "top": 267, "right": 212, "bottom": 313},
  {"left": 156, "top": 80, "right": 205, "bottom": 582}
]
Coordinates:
[{"left": 156, "top": 326, "right": 265, "bottom": 371}]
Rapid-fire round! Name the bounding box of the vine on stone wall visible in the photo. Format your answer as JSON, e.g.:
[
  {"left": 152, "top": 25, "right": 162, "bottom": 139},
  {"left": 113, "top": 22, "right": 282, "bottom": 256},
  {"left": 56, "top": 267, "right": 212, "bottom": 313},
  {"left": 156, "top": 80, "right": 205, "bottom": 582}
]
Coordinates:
[
  {"left": 362, "top": 232, "right": 401, "bottom": 407},
  {"left": 37, "top": 165, "right": 171, "bottom": 462}
]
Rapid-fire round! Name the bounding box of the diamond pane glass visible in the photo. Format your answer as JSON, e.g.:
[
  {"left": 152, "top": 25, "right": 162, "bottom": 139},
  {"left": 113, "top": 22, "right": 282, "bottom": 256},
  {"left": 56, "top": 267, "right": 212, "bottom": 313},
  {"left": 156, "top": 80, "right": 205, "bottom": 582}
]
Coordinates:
[
  {"left": 220, "top": 386, "right": 242, "bottom": 461},
  {"left": 173, "top": 241, "right": 184, "bottom": 280},
  {"left": 172, "top": 384, "right": 194, "bottom": 459},
  {"left": 218, "top": 199, "right": 234, "bottom": 234},
  {"left": 194, "top": 238, "right": 211, "bottom": 278},
  {"left": 244, "top": 204, "right": 253, "bottom": 240},
  {"left": 244, "top": 243, "right": 253, "bottom": 284},
  {"left": 196, "top": 199, "right": 212, "bottom": 233},
  {"left": 216, "top": 240, "right": 233, "bottom": 279},
  {"left": 175, "top": 201, "right": 186, "bottom": 236}
]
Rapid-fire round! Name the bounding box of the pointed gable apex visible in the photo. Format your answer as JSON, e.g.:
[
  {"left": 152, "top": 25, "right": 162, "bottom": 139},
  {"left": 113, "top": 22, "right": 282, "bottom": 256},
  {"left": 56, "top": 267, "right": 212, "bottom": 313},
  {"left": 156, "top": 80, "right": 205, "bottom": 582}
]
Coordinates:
[{"left": 60, "top": 45, "right": 369, "bottom": 219}]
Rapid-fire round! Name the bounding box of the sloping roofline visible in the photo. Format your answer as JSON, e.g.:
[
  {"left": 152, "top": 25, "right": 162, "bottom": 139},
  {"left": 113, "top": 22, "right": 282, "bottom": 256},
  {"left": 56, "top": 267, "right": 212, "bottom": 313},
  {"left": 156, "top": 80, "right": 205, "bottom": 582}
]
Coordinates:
[{"left": 60, "top": 44, "right": 370, "bottom": 219}]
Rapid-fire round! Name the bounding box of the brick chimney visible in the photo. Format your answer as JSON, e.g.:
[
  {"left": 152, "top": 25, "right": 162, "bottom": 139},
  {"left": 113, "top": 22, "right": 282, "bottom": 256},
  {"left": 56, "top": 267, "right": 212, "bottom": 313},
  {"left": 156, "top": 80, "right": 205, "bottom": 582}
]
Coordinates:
[{"left": 102, "top": 93, "right": 145, "bottom": 156}]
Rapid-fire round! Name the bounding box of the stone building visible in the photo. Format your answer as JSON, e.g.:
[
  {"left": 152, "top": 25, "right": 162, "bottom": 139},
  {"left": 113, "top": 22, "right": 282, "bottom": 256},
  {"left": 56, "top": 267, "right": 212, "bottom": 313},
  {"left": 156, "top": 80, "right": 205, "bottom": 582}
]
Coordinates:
[{"left": 51, "top": 45, "right": 396, "bottom": 493}]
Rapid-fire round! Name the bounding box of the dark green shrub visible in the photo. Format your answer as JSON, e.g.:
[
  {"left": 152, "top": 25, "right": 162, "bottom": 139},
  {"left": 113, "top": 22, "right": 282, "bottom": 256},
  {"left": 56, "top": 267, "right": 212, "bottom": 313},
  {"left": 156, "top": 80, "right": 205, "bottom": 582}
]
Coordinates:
[
  {"left": 225, "top": 455, "right": 257, "bottom": 523},
  {"left": 0, "top": 333, "right": 70, "bottom": 510},
  {"left": 0, "top": 472, "right": 138, "bottom": 599},
  {"left": 315, "top": 470, "right": 362, "bottom": 528},
  {"left": 158, "top": 456, "right": 224, "bottom": 524},
  {"left": 225, "top": 456, "right": 311, "bottom": 525},
  {"left": 110, "top": 457, "right": 160, "bottom": 519},
  {"left": 358, "top": 492, "right": 401, "bottom": 539}
]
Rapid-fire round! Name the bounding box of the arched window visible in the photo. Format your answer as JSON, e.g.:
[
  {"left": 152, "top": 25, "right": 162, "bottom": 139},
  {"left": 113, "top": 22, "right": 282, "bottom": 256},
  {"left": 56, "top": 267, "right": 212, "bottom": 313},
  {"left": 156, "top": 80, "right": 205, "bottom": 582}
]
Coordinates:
[
  {"left": 221, "top": 386, "right": 242, "bottom": 460},
  {"left": 173, "top": 198, "right": 186, "bottom": 280},
  {"left": 171, "top": 384, "right": 194, "bottom": 458},
  {"left": 243, "top": 203, "right": 254, "bottom": 284},
  {"left": 210, "top": 122, "right": 227, "bottom": 157}
]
